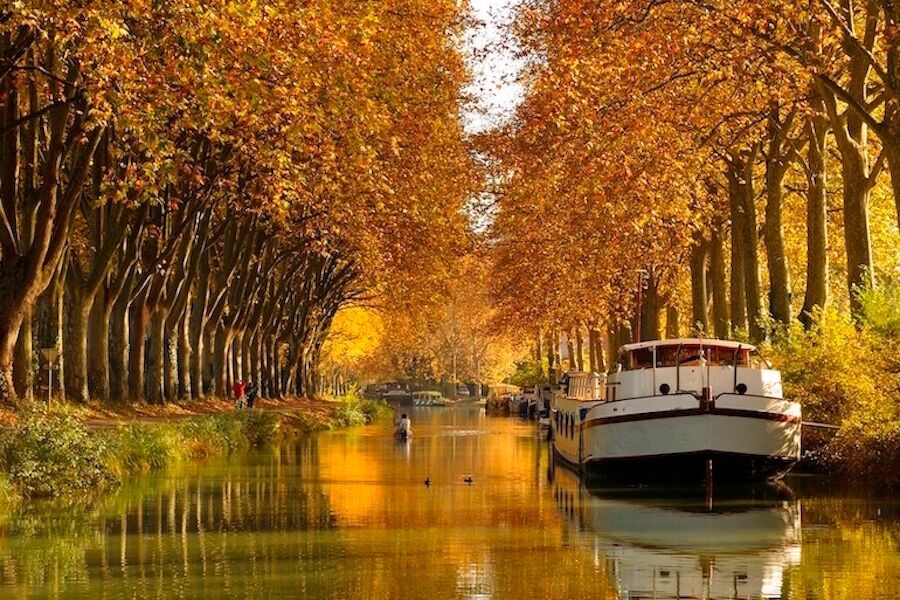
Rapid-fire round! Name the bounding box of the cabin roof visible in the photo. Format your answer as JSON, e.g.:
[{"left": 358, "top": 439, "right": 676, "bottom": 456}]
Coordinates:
[{"left": 619, "top": 338, "right": 756, "bottom": 353}]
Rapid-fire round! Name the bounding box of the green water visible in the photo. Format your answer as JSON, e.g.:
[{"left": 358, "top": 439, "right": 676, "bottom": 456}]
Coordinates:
[{"left": 0, "top": 407, "right": 898, "bottom": 599}]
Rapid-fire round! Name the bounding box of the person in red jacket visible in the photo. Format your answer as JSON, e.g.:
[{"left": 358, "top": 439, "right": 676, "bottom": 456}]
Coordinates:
[{"left": 233, "top": 379, "right": 246, "bottom": 409}]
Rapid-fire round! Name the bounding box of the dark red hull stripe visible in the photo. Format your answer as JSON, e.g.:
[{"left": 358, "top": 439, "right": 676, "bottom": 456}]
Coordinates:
[{"left": 581, "top": 407, "right": 801, "bottom": 429}]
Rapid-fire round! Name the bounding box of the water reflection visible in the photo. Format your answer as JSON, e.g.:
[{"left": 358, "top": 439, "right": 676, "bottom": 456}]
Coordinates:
[
  {"left": 0, "top": 409, "right": 896, "bottom": 599},
  {"left": 552, "top": 467, "right": 802, "bottom": 599}
]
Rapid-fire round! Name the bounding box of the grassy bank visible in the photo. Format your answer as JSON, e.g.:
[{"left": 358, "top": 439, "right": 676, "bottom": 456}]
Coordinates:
[
  {"left": 767, "top": 282, "right": 900, "bottom": 489},
  {"left": 0, "top": 395, "right": 391, "bottom": 502}
]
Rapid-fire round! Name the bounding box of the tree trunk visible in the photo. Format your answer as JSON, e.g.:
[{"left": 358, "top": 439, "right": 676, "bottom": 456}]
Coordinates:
[
  {"left": 232, "top": 332, "right": 243, "bottom": 383},
  {"left": 249, "top": 333, "right": 260, "bottom": 392},
  {"left": 189, "top": 300, "right": 205, "bottom": 399},
  {"left": 109, "top": 297, "right": 129, "bottom": 403},
  {"left": 213, "top": 326, "right": 231, "bottom": 397},
  {"left": 128, "top": 303, "right": 150, "bottom": 402},
  {"left": 689, "top": 237, "right": 708, "bottom": 334},
  {"left": 88, "top": 299, "right": 109, "bottom": 402},
  {"left": 800, "top": 115, "right": 829, "bottom": 328},
  {"left": 709, "top": 228, "right": 729, "bottom": 338},
  {"left": 816, "top": 53, "right": 874, "bottom": 317},
  {"left": 606, "top": 325, "right": 618, "bottom": 367},
  {"left": 888, "top": 139, "right": 900, "bottom": 233},
  {"left": 587, "top": 327, "right": 598, "bottom": 373},
  {"left": 640, "top": 274, "right": 661, "bottom": 341},
  {"left": 164, "top": 320, "right": 178, "bottom": 403},
  {"left": 0, "top": 283, "right": 27, "bottom": 404},
  {"left": 737, "top": 153, "right": 765, "bottom": 342},
  {"left": 565, "top": 332, "right": 576, "bottom": 372},
  {"left": 146, "top": 311, "right": 166, "bottom": 404},
  {"left": 12, "top": 306, "right": 33, "bottom": 401},
  {"left": 840, "top": 150, "right": 875, "bottom": 312},
  {"left": 178, "top": 309, "right": 192, "bottom": 400},
  {"left": 596, "top": 329, "right": 607, "bottom": 372},
  {"left": 574, "top": 328, "right": 584, "bottom": 372},
  {"left": 64, "top": 287, "right": 91, "bottom": 403},
  {"left": 53, "top": 266, "right": 66, "bottom": 400},
  {"left": 728, "top": 168, "right": 748, "bottom": 335},
  {"left": 545, "top": 331, "right": 556, "bottom": 384},
  {"left": 764, "top": 115, "right": 792, "bottom": 327},
  {"left": 665, "top": 304, "right": 680, "bottom": 339},
  {"left": 270, "top": 337, "right": 281, "bottom": 398}
]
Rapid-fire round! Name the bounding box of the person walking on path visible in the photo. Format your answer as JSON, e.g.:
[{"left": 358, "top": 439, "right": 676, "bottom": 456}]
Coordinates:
[
  {"left": 245, "top": 380, "right": 257, "bottom": 409},
  {"left": 233, "top": 379, "right": 246, "bottom": 409}
]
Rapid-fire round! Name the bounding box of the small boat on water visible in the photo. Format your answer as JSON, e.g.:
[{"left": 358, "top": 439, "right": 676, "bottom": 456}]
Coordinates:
[
  {"left": 551, "top": 338, "right": 801, "bottom": 483},
  {"left": 411, "top": 390, "right": 450, "bottom": 406}
]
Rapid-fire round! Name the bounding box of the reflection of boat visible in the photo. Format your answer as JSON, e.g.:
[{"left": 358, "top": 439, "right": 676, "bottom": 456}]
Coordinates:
[
  {"left": 552, "top": 468, "right": 802, "bottom": 599},
  {"left": 412, "top": 390, "right": 450, "bottom": 406},
  {"left": 552, "top": 339, "right": 801, "bottom": 482}
]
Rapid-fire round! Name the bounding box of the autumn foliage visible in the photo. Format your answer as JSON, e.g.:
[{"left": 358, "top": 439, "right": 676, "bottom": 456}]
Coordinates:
[{"left": 0, "top": 1, "right": 475, "bottom": 404}]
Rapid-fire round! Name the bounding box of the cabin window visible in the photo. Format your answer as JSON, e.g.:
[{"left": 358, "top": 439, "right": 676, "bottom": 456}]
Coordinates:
[
  {"left": 629, "top": 349, "right": 654, "bottom": 369},
  {"left": 652, "top": 345, "right": 752, "bottom": 367}
]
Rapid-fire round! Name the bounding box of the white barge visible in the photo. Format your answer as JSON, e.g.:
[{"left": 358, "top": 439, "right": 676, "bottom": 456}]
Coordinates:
[{"left": 551, "top": 338, "right": 801, "bottom": 482}]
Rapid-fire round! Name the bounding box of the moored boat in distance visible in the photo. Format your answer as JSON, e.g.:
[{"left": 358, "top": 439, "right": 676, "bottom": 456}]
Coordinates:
[
  {"left": 411, "top": 390, "right": 450, "bottom": 406},
  {"left": 551, "top": 338, "right": 801, "bottom": 483},
  {"left": 380, "top": 382, "right": 413, "bottom": 405}
]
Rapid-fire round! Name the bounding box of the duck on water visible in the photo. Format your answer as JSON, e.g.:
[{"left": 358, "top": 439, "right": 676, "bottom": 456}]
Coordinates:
[{"left": 550, "top": 338, "right": 801, "bottom": 483}]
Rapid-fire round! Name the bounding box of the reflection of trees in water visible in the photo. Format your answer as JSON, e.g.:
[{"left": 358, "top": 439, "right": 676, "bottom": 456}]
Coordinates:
[
  {"left": 0, "top": 430, "right": 897, "bottom": 598},
  {"left": 0, "top": 436, "right": 339, "bottom": 594},
  {"left": 785, "top": 497, "right": 900, "bottom": 600}
]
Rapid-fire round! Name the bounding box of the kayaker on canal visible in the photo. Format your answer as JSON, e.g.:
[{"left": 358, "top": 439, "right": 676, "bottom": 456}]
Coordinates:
[{"left": 395, "top": 413, "right": 411, "bottom": 439}]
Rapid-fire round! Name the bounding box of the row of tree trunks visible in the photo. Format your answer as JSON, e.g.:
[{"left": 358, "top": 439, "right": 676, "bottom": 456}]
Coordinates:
[{"left": 10, "top": 213, "right": 363, "bottom": 404}]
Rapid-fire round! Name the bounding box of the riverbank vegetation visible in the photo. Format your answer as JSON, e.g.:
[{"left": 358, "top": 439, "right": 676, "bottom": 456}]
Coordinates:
[{"left": 0, "top": 395, "right": 390, "bottom": 502}]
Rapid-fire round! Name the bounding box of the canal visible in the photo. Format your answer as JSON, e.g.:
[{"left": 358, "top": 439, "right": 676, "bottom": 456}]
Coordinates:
[{"left": 0, "top": 407, "right": 898, "bottom": 598}]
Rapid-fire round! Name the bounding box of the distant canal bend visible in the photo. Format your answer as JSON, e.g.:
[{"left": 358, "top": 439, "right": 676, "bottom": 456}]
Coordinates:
[{"left": 0, "top": 407, "right": 897, "bottom": 599}]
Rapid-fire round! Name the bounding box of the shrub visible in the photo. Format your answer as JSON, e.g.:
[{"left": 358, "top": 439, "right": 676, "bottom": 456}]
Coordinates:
[
  {"left": 769, "top": 304, "right": 900, "bottom": 487},
  {"left": 0, "top": 475, "right": 19, "bottom": 508},
  {"left": 858, "top": 277, "right": 900, "bottom": 339},
  {"left": 179, "top": 411, "right": 280, "bottom": 456},
  {"left": 357, "top": 398, "right": 392, "bottom": 423},
  {"left": 508, "top": 360, "right": 545, "bottom": 387},
  {"left": 826, "top": 418, "right": 900, "bottom": 490},
  {"left": 769, "top": 308, "right": 895, "bottom": 426},
  {"left": 106, "top": 424, "right": 177, "bottom": 476},
  {"left": 0, "top": 412, "right": 119, "bottom": 498},
  {"left": 230, "top": 411, "right": 280, "bottom": 446},
  {"left": 330, "top": 402, "right": 367, "bottom": 428}
]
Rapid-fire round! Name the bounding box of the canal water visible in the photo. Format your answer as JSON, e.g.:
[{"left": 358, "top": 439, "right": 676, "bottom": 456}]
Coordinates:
[{"left": 0, "top": 407, "right": 898, "bottom": 599}]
